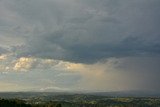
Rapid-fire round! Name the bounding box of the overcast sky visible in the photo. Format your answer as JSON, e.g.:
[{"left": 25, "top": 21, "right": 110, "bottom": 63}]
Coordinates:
[{"left": 0, "top": 0, "right": 160, "bottom": 92}]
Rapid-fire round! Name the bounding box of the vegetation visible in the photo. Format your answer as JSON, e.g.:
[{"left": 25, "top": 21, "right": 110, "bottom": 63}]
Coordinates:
[
  {"left": 0, "top": 99, "right": 31, "bottom": 107},
  {"left": 0, "top": 94, "right": 160, "bottom": 107}
]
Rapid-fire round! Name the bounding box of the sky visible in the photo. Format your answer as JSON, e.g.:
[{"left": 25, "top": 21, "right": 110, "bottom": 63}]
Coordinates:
[{"left": 0, "top": 0, "right": 160, "bottom": 92}]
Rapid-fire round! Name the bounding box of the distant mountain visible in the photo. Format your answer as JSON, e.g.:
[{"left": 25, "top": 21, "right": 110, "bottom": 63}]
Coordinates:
[{"left": 0, "top": 91, "right": 160, "bottom": 99}]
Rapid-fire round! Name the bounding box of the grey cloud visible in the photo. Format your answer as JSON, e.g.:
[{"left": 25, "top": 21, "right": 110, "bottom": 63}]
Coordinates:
[
  {"left": 0, "top": 47, "right": 8, "bottom": 54},
  {"left": 1, "top": 0, "right": 160, "bottom": 63}
]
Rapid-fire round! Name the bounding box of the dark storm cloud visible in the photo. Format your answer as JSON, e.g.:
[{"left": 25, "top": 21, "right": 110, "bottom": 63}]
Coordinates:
[
  {"left": 114, "top": 57, "right": 160, "bottom": 91},
  {"left": 1, "top": 0, "right": 160, "bottom": 63}
]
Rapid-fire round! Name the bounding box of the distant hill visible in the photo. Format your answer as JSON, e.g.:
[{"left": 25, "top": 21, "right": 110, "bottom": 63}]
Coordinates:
[
  {"left": 0, "top": 91, "right": 160, "bottom": 99},
  {"left": 87, "top": 91, "right": 160, "bottom": 97}
]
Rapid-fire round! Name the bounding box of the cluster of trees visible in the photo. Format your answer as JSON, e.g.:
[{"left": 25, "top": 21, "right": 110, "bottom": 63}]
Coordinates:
[
  {"left": 0, "top": 98, "right": 160, "bottom": 107},
  {"left": 0, "top": 99, "right": 31, "bottom": 107},
  {"left": 0, "top": 99, "right": 61, "bottom": 107}
]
